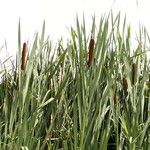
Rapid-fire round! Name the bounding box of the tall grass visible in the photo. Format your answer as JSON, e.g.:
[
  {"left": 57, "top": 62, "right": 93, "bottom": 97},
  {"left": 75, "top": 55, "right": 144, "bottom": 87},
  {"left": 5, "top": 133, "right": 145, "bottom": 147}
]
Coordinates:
[{"left": 0, "top": 13, "right": 150, "bottom": 150}]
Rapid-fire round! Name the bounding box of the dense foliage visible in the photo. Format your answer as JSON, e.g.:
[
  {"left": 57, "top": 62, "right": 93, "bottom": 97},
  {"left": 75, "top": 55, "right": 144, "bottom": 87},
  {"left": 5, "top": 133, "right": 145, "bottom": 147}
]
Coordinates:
[{"left": 0, "top": 13, "right": 150, "bottom": 150}]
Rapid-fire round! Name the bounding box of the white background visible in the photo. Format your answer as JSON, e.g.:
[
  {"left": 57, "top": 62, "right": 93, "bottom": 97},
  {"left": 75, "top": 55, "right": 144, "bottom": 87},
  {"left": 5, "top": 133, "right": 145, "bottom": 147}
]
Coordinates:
[{"left": 0, "top": 0, "right": 149, "bottom": 60}]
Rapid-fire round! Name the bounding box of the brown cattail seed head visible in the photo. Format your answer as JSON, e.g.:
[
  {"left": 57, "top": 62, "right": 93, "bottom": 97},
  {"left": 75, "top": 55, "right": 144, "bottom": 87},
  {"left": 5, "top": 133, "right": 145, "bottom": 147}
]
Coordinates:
[
  {"left": 87, "top": 36, "right": 95, "bottom": 67},
  {"left": 113, "top": 90, "right": 119, "bottom": 104},
  {"left": 21, "top": 42, "right": 27, "bottom": 70},
  {"left": 122, "top": 76, "right": 128, "bottom": 92},
  {"left": 132, "top": 63, "right": 137, "bottom": 85}
]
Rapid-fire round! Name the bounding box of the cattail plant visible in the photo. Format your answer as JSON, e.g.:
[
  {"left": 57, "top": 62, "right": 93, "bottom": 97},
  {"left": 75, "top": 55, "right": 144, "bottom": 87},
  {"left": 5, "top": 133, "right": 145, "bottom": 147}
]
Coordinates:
[
  {"left": 0, "top": 14, "right": 150, "bottom": 150},
  {"left": 87, "top": 36, "right": 95, "bottom": 67},
  {"left": 131, "top": 63, "right": 137, "bottom": 85},
  {"left": 21, "top": 42, "right": 27, "bottom": 70}
]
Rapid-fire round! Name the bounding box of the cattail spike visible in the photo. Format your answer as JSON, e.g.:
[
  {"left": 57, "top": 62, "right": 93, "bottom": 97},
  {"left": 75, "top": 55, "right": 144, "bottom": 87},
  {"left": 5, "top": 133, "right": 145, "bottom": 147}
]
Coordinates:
[
  {"left": 122, "top": 76, "right": 128, "bottom": 94},
  {"left": 21, "top": 42, "right": 27, "bottom": 70},
  {"left": 113, "top": 89, "right": 118, "bottom": 104},
  {"left": 132, "top": 63, "right": 137, "bottom": 85},
  {"left": 87, "top": 36, "right": 95, "bottom": 67}
]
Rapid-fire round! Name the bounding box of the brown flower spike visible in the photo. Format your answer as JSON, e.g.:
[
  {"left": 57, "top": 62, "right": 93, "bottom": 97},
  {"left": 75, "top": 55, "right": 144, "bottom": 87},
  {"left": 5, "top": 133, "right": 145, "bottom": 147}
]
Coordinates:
[
  {"left": 132, "top": 63, "right": 137, "bottom": 85},
  {"left": 87, "top": 36, "right": 95, "bottom": 67},
  {"left": 113, "top": 90, "right": 119, "bottom": 104},
  {"left": 21, "top": 42, "right": 27, "bottom": 70},
  {"left": 122, "top": 76, "right": 128, "bottom": 93}
]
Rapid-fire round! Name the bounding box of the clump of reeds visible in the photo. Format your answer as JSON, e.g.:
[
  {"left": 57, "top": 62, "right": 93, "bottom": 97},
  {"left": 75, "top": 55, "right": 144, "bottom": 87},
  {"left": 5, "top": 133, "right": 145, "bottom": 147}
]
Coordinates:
[
  {"left": 87, "top": 36, "right": 95, "bottom": 67},
  {"left": 21, "top": 42, "right": 27, "bottom": 70},
  {"left": 1, "top": 14, "right": 150, "bottom": 150}
]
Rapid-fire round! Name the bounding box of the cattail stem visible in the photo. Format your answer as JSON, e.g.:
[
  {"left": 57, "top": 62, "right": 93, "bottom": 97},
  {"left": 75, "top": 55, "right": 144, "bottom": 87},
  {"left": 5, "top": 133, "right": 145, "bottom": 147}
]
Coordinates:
[
  {"left": 87, "top": 36, "right": 95, "bottom": 67},
  {"left": 21, "top": 42, "right": 27, "bottom": 70}
]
